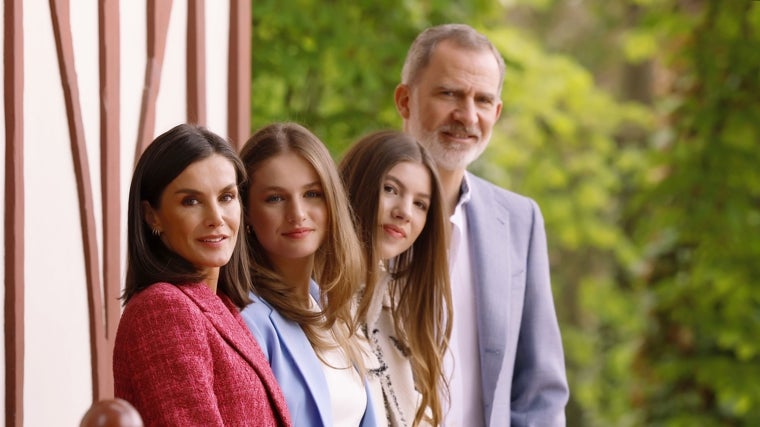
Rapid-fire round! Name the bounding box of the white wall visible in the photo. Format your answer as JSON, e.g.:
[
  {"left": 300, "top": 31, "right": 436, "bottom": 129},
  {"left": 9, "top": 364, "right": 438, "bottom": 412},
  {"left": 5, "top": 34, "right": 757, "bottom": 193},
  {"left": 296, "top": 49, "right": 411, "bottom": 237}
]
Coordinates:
[
  {"left": 2, "top": 1, "right": 234, "bottom": 425},
  {"left": 205, "top": 0, "right": 231, "bottom": 136},
  {"left": 24, "top": 0, "right": 99, "bottom": 424}
]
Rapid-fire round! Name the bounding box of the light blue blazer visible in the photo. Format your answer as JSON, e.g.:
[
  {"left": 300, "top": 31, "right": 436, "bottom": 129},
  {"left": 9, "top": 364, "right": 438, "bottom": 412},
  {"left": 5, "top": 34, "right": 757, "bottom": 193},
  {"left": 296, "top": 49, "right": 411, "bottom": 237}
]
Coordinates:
[
  {"left": 465, "top": 172, "right": 569, "bottom": 427},
  {"left": 240, "top": 281, "right": 379, "bottom": 427}
]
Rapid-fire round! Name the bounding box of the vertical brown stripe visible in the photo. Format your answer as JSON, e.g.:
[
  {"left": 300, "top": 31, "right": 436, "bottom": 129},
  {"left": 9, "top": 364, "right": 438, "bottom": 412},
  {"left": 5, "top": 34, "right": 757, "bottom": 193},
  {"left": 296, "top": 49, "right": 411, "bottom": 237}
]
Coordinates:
[
  {"left": 49, "top": 0, "right": 108, "bottom": 401},
  {"left": 227, "top": 0, "right": 251, "bottom": 149},
  {"left": 135, "top": 0, "right": 175, "bottom": 160},
  {"left": 4, "top": 0, "right": 24, "bottom": 425},
  {"left": 99, "top": 0, "right": 120, "bottom": 399},
  {"left": 187, "top": 0, "right": 207, "bottom": 125}
]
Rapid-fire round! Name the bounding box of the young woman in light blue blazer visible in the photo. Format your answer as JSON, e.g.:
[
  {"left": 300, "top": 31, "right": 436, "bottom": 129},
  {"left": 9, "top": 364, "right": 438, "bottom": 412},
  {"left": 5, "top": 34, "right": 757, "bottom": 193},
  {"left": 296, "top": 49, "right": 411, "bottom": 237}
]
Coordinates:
[{"left": 239, "top": 122, "right": 378, "bottom": 427}]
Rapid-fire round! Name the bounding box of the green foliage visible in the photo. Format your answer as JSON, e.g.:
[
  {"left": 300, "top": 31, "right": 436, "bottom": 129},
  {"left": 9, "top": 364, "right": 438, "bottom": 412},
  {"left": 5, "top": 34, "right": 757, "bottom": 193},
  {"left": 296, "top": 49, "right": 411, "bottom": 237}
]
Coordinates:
[
  {"left": 628, "top": 0, "right": 760, "bottom": 425},
  {"left": 252, "top": 0, "right": 408, "bottom": 152}
]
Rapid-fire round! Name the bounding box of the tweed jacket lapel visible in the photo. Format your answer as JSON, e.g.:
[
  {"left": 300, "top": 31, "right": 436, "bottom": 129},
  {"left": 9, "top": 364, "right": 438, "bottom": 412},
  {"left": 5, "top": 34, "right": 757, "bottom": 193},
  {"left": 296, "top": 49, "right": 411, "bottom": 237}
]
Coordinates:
[
  {"left": 465, "top": 173, "right": 512, "bottom": 417},
  {"left": 179, "top": 284, "right": 291, "bottom": 423}
]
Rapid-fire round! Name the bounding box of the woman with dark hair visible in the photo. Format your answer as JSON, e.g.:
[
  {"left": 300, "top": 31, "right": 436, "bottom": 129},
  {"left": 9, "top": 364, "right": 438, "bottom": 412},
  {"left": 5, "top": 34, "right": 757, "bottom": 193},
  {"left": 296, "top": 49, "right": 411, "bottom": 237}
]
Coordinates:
[
  {"left": 239, "top": 122, "right": 378, "bottom": 427},
  {"left": 113, "top": 123, "right": 291, "bottom": 426},
  {"left": 339, "top": 130, "right": 452, "bottom": 426}
]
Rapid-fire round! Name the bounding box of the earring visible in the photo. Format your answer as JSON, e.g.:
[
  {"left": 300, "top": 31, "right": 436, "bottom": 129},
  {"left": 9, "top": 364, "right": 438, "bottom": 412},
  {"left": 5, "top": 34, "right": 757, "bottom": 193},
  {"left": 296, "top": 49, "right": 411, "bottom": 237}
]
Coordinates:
[
  {"left": 245, "top": 224, "right": 252, "bottom": 234},
  {"left": 152, "top": 227, "right": 161, "bottom": 236}
]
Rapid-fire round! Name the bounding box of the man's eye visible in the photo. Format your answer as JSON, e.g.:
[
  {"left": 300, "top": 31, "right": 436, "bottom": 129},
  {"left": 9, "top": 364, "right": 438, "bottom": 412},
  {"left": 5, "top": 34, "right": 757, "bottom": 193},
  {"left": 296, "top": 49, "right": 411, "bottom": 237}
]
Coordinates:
[
  {"left": 182, "top": 198, "right": 199, "bottom": 206},
  {"left": 265, "top": 195, "right": 284, "bottom": 203}
]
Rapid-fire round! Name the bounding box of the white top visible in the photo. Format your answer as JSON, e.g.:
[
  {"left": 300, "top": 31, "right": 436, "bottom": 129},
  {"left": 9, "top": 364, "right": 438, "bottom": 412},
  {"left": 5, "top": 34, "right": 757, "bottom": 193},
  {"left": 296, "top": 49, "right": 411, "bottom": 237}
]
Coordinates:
[
  {"left": 444, "top": 176, "right": 486, "bottom": 427},
  {"left": 309, "top": 296, "right": 367, "bottom": 427}
]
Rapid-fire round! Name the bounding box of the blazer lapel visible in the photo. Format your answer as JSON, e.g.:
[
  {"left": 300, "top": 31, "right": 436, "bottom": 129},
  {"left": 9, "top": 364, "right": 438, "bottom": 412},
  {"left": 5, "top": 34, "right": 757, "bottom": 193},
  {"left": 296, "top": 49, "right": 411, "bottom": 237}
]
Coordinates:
[
  {"left": 180, "top": 284, "right": 291, "bottom": 423},
  {"left": 465, "top": 173, "right": 511, "bottom": 416},
  {"left": 262, "top": 283, "right": 332, "bottom": 427},
  {"left": 270, "top": 313, "right": 333, "bottom": 427}
]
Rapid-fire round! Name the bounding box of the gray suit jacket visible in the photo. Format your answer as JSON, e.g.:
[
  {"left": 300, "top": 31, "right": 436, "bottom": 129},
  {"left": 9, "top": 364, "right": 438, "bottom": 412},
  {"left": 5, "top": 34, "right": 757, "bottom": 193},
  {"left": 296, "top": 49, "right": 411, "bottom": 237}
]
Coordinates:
[{"left": 465, "top": 172, "right": 569, "bottom": 426}]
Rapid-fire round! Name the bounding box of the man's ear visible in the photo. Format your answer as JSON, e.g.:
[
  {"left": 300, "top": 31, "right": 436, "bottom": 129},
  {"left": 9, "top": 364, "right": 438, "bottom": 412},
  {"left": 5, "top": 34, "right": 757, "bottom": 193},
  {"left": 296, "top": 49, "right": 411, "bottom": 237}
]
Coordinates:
[{"left": 394, "top": 83, "right": 411, "bottom": 119}]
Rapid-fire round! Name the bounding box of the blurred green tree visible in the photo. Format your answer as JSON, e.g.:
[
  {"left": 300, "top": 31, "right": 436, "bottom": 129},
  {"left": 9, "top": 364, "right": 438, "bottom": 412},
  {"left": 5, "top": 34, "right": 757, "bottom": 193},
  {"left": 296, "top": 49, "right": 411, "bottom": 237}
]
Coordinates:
[{"left": 627, "top": 1, "right": 760, "bottom": 425}]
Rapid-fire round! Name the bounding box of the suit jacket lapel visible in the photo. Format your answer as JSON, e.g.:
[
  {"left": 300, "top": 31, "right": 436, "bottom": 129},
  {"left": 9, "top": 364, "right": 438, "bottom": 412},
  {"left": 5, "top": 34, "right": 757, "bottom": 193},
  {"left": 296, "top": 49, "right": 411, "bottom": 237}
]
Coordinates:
[
  {"left": 272, "top": 309, "right": 332, "bottom": 426},
  {"left": 465, "top": 173, "right": 511, "bottom": 415},
  {"left": 179, "top": 284, "right": 291, "bottom": 423},
  {"left": 257, "top": 282, "right": 332, "bottom": 426}
]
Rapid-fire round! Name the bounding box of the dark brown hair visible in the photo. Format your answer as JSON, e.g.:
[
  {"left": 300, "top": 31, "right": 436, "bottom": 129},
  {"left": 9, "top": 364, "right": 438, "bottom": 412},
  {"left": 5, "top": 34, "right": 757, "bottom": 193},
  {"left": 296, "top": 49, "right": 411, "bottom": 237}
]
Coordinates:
[{"left": 124, "top": 123, "right": 252, "bottom": 307}]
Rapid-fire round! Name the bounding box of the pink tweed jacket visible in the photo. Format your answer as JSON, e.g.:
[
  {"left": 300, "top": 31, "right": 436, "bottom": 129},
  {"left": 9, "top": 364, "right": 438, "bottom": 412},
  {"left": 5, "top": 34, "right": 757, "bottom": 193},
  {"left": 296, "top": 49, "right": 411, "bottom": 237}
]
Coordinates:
[{"left": 113, "top": 282, "right": 292, "bottom": 426}]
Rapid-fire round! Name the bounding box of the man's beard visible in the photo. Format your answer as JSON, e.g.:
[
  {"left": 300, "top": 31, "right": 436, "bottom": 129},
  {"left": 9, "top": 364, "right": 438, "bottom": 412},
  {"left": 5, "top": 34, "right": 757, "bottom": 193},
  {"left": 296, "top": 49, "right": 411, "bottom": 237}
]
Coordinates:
[{"left": 410, "top": 122, "right": 487, "bottom": 172}]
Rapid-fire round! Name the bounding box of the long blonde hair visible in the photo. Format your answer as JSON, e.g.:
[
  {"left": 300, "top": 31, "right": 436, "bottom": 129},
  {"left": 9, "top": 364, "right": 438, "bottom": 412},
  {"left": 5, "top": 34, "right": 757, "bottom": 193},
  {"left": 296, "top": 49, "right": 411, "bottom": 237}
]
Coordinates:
[
  {"left": 240, "top": 122, "right": 365, "bottom": 364},
  {"left": 340, "top": 130, "right": 452, "bottom": 426}
]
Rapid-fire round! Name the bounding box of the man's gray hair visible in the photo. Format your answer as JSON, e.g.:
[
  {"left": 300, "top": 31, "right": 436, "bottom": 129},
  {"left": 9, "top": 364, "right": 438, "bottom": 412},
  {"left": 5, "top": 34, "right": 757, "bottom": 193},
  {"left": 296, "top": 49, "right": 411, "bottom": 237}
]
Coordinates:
[{"left": 400, "top": 23, "right": 506, "bottom": 93}]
